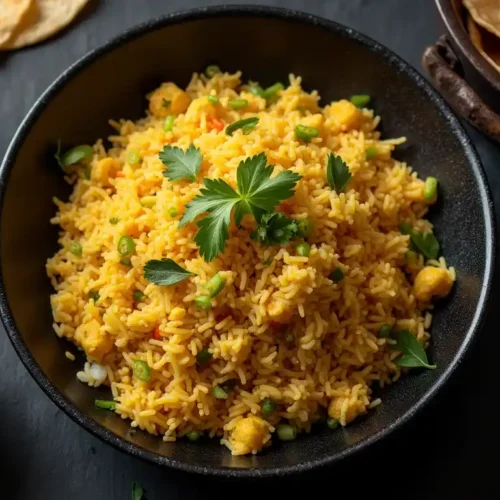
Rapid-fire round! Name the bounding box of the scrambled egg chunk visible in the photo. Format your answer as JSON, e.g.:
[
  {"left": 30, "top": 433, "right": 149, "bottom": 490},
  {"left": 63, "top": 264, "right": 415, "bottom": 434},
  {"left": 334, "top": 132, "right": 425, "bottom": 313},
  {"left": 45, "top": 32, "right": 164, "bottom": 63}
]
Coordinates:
[
  {"left": 148, "top": 82, "right": 191, "bottom": 118},
  {"left": 78, "top": 322, "right": 114, "bottom": 362},
  {"left": 230, "top": 416, "right": 269, "bottom": 455},
  {"left": 413, "top": 266, "right": 453, "bottom": 302},
  {"left": 328, "top": 396, "right": 359, "bottom": 425},
  {"left": 327, "top": 100, "right": 361, "bottom": 130}
]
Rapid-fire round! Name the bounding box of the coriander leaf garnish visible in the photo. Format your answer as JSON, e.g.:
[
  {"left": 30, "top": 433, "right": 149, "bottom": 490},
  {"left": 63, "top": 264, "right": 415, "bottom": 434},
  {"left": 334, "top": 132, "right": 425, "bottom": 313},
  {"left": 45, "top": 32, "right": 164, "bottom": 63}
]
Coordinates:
[
  {"left": 326, "top": 153, "right": 352, "bottom": 193},
  {"left": 132, "top": 481, "right": 144, "bottom": 500},
  {"left": 159, "top": 144, "right": 202, "bottom": 182},
  {"left": 55, "top": 142, "right": 94, "bottom": 169},
  {"left": 226, "top": 117, "right": 259, "bottom": 136},
  {"left": 392, "top": 330, "right": 437, "bottom": 370},
  {"left": 251, "top": 212, "right": 298, "bottom": 246},
  {"left": 162, "top": 98, "right": 171, "bottom": 108},
  {"left": 143, "top": 258, "right": 195, "bottom": 285},
  {"left": 181, "top": 153, "right": 301, "bottom": 261},
  {"left": 235, "top": 153, "right": 301, "bottom": 225}
]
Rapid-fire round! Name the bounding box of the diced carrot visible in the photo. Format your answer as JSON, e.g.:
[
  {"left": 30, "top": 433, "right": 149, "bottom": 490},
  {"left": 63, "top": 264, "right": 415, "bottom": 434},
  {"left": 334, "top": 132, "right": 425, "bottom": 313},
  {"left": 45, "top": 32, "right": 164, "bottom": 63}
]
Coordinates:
[
  {"left": 208, "top": 118, "right": 224, "bottom": 132},
  {"left": 153, "top": 326, "right": 162, "bottom": 340},
  {"left": 116, "top": 171, "right": 125, "bottom": 178}
]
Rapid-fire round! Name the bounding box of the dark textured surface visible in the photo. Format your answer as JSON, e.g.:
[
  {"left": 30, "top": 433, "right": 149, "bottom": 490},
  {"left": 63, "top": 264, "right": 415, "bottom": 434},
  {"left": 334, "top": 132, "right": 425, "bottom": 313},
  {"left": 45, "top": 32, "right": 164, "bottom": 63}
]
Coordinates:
[{"left": 1, "top": 0, "right": 499, "bottom": 498}]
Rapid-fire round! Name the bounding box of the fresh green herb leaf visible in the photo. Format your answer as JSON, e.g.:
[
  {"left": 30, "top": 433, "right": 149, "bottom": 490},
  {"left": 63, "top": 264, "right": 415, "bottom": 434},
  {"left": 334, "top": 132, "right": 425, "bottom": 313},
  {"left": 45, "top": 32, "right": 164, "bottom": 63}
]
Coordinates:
[
  {"left": 399, "top": 223, "right": 440, "bottom": 260},
  {"left": 159, "top": 144, "right": 202, "bottom": 182},
  {"left": 392, "top": 330, "right": 437, "bottom": 369},
  {"left": 226, "top": 117, "right": 259, "bottom": 136},
  {"left": 235, "top": 153, "right": 301, "bottom": 223},
  {"left": 251, "top": 212, "right": 298, "bottom": 246},
  {"left": 162, "top": 98, "right": 171, "bottom": 108},
  {"left": 326, "top": 153, "right": 352, "bottom": 193},
  {"left": 143, "top": 258, "right": 195, "bottom": 286},
  {"left": 132, "top": 481, "right": 144, "bottom": 500},
  {"left": 180, "top": 154, "right": 301, "bottom": 261},
  {"left": 56, "top": 143, "right": 94, "bottom": 169},
  {"left": 95, "top": 399, "right": 116, "bottom": 410},
  {"left": 411, "top": 231, "right": 440, "bottom": 260}
]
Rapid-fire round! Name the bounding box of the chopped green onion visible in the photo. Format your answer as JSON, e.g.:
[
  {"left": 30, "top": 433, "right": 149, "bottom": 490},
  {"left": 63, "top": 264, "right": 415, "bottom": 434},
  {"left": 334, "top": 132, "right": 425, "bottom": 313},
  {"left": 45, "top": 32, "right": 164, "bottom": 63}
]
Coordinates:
[
  {"left": 162, "top": 99, "right": 171, "bottom": 108},
  {"left": 195, "top": 296, "right": 212, "bottom": 310},
  {"left": 261, "top": 398, "right": 277, "bottom": 417},
  {"left": 186, "top": 430, "right": 203, "bottom": 441},
  {"left": 296, "top": 217, "right": 314, "bottom": 237},
  {"left": 365, "top": 147, "right": 378, "bottom": 160},
  {"left": 295, "top": 241, "right": 311, "bottom": 257},
  {"left": 140, "top": 196, "right": 156, "bottom": 208},
  {"left": 88, "top": 290, "right": 100, "bottom": 302},
  {"left": 95, "top": 399, "right": 116, "bottom": 411},
  {"left": 247, "top": 84, "right": 264, "bottom": 97},
  {"left": 168, "top": 207, "right": 179, "bottom": 218},
  {"left": 327, "top": 418, "right": 339, "bottom": 430},
  {"left": 295, "top": 124, "right": 319, "bottom": 142},
  {"left": 424, "top": 177, "right": 438, "bottom": 202},
  {"left": 228, "top": 98, "right": 248, "bottom": 110},
  {"left": 133, "top": 290, "right": 145, "bottom": 302},
  {"left": 70, "top": 242, "right": 82, "bottom": 257},
  {"left": 117, "top": 235, "right": 135, "bottom": 256},
  {"left": 163, "top": 115, "right": 175, "bottom": 132},
  {"left": 378, "top": 324, "right": 392, "bottom": 337},
  {"left": 205, "top": 273, "right": 226, "bottom": 297},
  {"left": 120, "top": 257, "right": 132, "bottom": 267},
  {"left": 205, "top": 65, "right": 221, "bottom": 78},
  {"left": 109, "top": 217, "right": 120, "bottom": 225},
  {"left": 133, "top": 360, "right": 151, "bottom": 382},
  {"left": 128, "top": 150, "right": 140, "bottom": 165},
  {"left": 226, "top": 117, "right": 259, "bottom": 136},
  {"left": 329, "top": 267, "right": 344, "bottom": 283},
  {"left": 350, "top": 94, "right": 371, "bottom": 108},
  {"left": 263, "top": 82, "right": 284, "bottom": 99},
  {"left": 58, "top": 144, "right": 94, "bottom": 168},
  {"left": 207, "top": 95, "right": 219, "bottom": 105},
  {"left": 276, "top": 423, "right": 297, "bottom": 441},
  {"left": 212, "top": 385, "right": 228, "bottom": 399},
  {"left": 196, "top": 348, "right": 213, "bottom": 366}
]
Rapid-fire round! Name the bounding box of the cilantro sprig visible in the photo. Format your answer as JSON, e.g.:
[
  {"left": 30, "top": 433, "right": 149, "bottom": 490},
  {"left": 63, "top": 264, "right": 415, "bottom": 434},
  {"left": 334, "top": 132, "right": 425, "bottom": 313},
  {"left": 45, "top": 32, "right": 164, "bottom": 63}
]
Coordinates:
[
  {"left": 251, "top": 213, "right": 298, "bottom": 246},
  {"left": 159, "top": 144, "right": 202, "bottom": 182},
  {"left": 326, "top": 153, "right": 352, "bottom": 193},
  {"left": 180, "top": 153, "right": 301, "bottom": 261}
]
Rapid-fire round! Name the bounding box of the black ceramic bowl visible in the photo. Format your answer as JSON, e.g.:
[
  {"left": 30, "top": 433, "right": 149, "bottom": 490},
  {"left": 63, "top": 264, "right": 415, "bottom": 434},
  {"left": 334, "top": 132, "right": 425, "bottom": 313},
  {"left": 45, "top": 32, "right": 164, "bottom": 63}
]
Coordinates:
[{"left": 0, "top": 6, "right": 495, "bottom": 477}]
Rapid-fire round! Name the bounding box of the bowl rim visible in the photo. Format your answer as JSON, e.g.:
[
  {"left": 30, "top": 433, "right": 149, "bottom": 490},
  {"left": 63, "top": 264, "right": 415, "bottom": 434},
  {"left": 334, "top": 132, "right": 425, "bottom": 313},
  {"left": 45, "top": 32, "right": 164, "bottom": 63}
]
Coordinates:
[
  {"left": 436, "top": 0, "right": 500, "bottom": 93},
  {"left": 0, "top": 4, "right": 495, "bottom": 478}
]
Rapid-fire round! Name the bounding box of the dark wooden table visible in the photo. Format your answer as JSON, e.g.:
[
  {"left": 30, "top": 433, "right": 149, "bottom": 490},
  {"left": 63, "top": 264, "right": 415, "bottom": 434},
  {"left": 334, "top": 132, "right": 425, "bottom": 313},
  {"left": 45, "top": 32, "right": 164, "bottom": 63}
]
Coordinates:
[{"left": 1, "top": 0, "right": 498, "bottom": 497}]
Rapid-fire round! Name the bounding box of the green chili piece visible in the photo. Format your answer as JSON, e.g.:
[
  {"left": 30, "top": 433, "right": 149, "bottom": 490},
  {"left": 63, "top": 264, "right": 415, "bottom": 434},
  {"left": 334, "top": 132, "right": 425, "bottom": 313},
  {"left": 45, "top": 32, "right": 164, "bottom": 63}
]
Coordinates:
[{"left": 133, "top": 360, "right": 151, "bottom": 382}]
